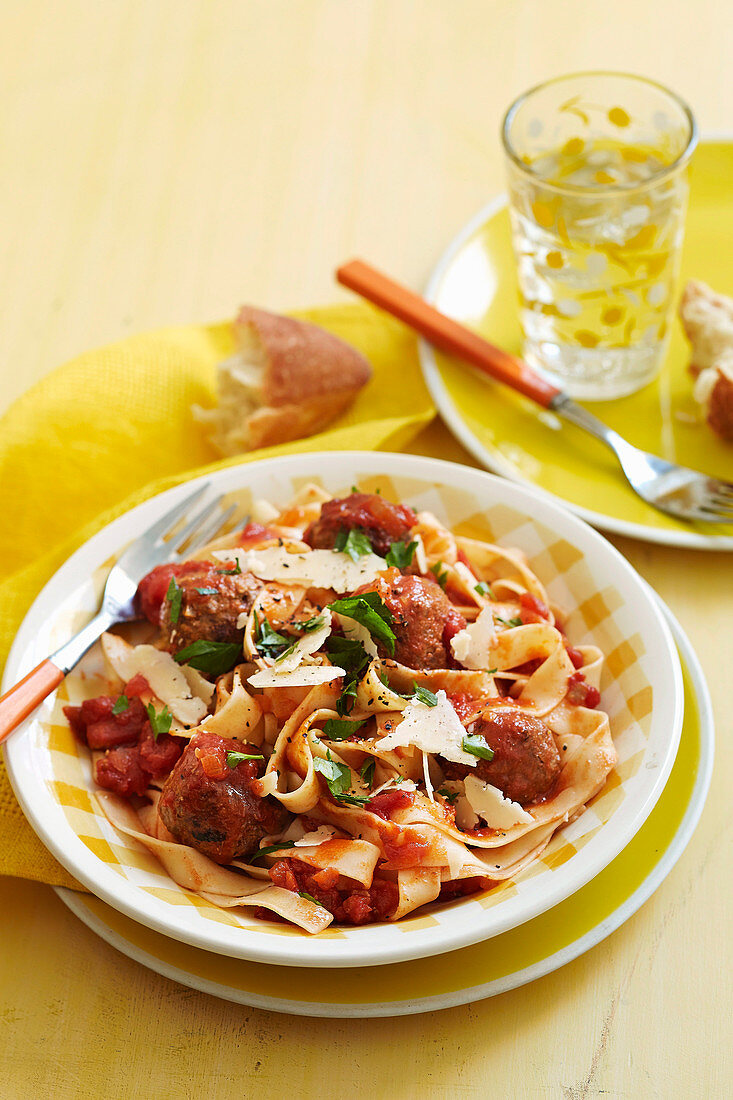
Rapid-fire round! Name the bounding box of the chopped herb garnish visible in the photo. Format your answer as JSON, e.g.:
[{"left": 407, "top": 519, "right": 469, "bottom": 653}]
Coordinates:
[
  {"left": 217, "top": 560, "right": 242, "bottom": 576},
  {"left": 253, "top": 610, "right": 291, "bottom": 659},
  {"left": 325, "top": 636, "right": 371, "bottom": 715},
  {"left": 350, "top": 485, "right": 359, "bottom": 494},
  {"left": 166, "top": 576, "right": 183, "bottom": 624},
  {"left": 431, "top": 561, "right": 449, "bottom": 589},
  {"left": 496, "top": 616, "right": 523, "bottom": 628},
  {"left": 475, "top": 581, "right": 494, "bottom": 598},
  {"left": 111, "top": 695, "right": 129, "bottom": 715},
  {"left": 174, "top": 639, "right": 241, "bottom": 677},
  {"left": 194, "top": 586, "right": 219, "bottom": 596},
  {"left": 412, "top": 683, "right": 439, "bottom": 707},
  {"left": 226, "top": 751, "right": 264, "bottom": 768},
  {"left": 462, "top": 733, "right": 495, "bottom": 761},
  {"left": 298, "top": 614, "right": 328, "bottom": 633},
  {"left": 145, "top": 702, "right": 172, "bottom": 740},
  {"left": 298, "top": 891, "right": 320, "bottom": 905},
  {"left": 385, "top": 539, "right": 417, "bottom": 569},
  {"left": 437, "top": 786, "right": 459, "bottom": 804},
  {"left": 329, "top": 592, "right": 395, "bottom": 655},
  {"left": 314, "top": 751, "right": 352, "bottom": 797},
  {"left": 360, "top": 759, "right": 376, "bottom": 787},
  {"left": 322, "top": 718, "right": 366, "bottom": 741},
  {"left": 249, "top": 841, "right": 297, "bottom": 863},
  {"left": 333, "top": 526, "right": 374, "bottom": 562},
  {"left": 336, "top": 792, "right": 371, "bottom": 806}
]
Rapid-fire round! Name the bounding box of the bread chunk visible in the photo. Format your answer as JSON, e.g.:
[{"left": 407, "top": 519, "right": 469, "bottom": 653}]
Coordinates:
[
  {"left": 194, "top": 307, "right": 372, "bottom": 454},
  {"left": 679, "top": 281, "right": 733, "bottom": 441}
]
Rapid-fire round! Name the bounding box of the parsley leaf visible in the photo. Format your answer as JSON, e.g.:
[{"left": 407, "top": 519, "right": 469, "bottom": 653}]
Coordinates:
[
  {"left": 194, "top": 586, "right": 219, "bottom": 596},
  {"left": 253, "top": 611, "right": 291, "bottom": 659},
  {"left": 431, "top": 561, "right": 448, "bottom": 589},
  {"left": 333, "top": 526, "right": 374, "bottom": 562},
  {"left": 111, "top": 695, "right": 129, "bottom": 715},
  {"left": 166, "top": 576, "right": 183, "bottom": 624},
  {"left": 335, "top": 792, "right": 371, "bottom": 806},
  {"left": 385, "top": 540, "right": 417, "bottom": 569},
  {"left": 298, "top": 614, "right": 328, "bottom": 633},
  {"left": 329, "top": 592, "right": 395, "bottom": 655},
  {"left": 217, "top": 560, "right": 242, "bottom": 576},
  {"left": 314, "top": 751, "right": 352, "bottom": 796},
  {"left": 475, "top": 581, "right": 494, "bottom": 598},
  {"left": 497, "top": 616, "right": 523, "bottom": 628},
  {"left": 325, "top": 636, "right": 371, "bottom": 716},
  {"left": 249, "top": 841, "right": 296, "bottom": 863},
  {"left": 226, "top": 751, "right": 264, "bottom": 768},
  {"left": 145, "top": 703, "right": 172, "bottom": 741},
  {"left": 174, "top": 639, "right": 241, "bottom": 677},
  {"left": 462, "top": 733, "right": 495, "bottom": 761},
  {"left": 322, "top": 718, "right": 366, "bottom": 741},
  {"left": 437, "top": 786, "right": 459, "bottom": 804},
  {"left": 298, "top": 891, "right": 320, "bottom": 905},
  {"left": 360, "top": 759, "right": 375, "bottom": 787},
  {"left": 313, "top": 751, "right": 369, "bottom": 805},
  {"left": 412, "top": 683, "right": 439, "bottom": 707}
]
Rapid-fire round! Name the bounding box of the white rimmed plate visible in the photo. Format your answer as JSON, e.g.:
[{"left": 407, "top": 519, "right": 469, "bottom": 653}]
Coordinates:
[{"left": 3, "top": 451, "right": 683, "bottom": 968}]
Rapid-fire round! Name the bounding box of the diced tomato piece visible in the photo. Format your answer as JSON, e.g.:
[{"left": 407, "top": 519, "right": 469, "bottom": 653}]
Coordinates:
[
  {"left": 341, "top": 892, "right": 373, "bottom": 925},
  {"left": 194, "top": 741, "right": 229, "bottom": 780},
  {"left": 442, "top": 607, "right": 467, "bottom": 651},
  {"left": 124, "top": 673, "right": 151, "bottom": 698},
  {"left": 519, "top": 591, "right": 551, "bottom": 624},
  {"left": 64, "top": 695, "right": 148, "bottom": 749},
  {"left": 382, "top": 828, "right": 431, "bottom": 868},
  {"left": 135, "top": 561, "right": 211, "bottom": 624},
  {"left": 138, "top": 729, "right": 183, "bottom": 777},
  {"left": 237, "top": 522, "right": 280, "bottom": 547},
  {"left": 565, "top": 644, "right": 585, "bottom": 670},
  {"left": 269, "top": 859, "right": 300, "bottom": 893},
  {"left": 313, "top": 866, "right": 339, "bottom": 890},
  {"left": 366, "top": 788, "right": 415, "bottom": 820},
  {"left": 567, "top": 672, "right": 601, "bottom": 708},
  {"left": 94, "top": 746, "right": 149, "bottom": 797},
  {"left": 369, "top": 878, "right": 399, "bottom": 920}
]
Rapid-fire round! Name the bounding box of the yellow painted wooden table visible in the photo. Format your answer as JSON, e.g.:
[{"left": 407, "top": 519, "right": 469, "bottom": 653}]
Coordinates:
[{"left": 1, "top": 2, "right": 731, "bottom": 1096}]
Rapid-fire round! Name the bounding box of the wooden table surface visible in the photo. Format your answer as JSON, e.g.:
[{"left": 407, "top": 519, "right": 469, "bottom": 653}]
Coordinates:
[{"left": 1, "top": 2, "right": 731, "bottom": 1097}]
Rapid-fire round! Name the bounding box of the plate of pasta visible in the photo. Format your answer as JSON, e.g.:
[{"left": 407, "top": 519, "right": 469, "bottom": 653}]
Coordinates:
[{"left": 3, "top": 452, "right": 683, "bottom": 967}]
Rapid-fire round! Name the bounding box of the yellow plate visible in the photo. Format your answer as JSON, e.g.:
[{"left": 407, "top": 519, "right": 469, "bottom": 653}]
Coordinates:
[
  {"left": 54, "top": 606, "right": 712, "bottom": 1017},
  {"left": 420, "top": 139, "right": 733, "bottom": 550}
]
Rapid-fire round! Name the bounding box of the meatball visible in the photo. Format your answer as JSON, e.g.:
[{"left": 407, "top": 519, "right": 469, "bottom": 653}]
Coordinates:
[
  {"left": 158, "top": 731, "right": 289, "bottom": 864},
  {"left": 356, "top": 568, "right": 466, "bottom": 669},
  {"left": 443, "top": 705, "right": 561, "bottom": 805},
  {"left": 304, "top": 492, "right": 416, "bottom": 557},
  {"left": 137, "top": 561, "right": 262, "bottom": 651}
]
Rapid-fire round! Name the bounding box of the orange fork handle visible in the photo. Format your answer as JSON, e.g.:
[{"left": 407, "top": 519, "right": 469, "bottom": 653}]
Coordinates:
[
  {"left": 0, "top": 659, "right": 65, "bottom": 745},
  {"left": 336, "top": 258, "right": 562, "bottom": 408}
]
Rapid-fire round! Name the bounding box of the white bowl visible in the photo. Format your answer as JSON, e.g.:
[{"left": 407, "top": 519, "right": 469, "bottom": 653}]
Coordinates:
[{"left": 3, "top": 452, "right": 684, "bottom": 968}]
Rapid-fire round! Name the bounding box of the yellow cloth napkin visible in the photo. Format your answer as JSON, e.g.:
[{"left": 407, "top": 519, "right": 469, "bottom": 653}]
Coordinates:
[{"left": 0, "top": 302, "right": 474, "bottom": 890}]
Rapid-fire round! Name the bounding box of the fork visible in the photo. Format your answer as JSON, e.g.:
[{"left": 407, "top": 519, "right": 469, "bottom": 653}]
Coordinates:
[
  {"left": 0, "top": 483, "right": 238, "bottom": 743},
  {"left": 337, "top": 260, "right": 733, "bottom": 525}
]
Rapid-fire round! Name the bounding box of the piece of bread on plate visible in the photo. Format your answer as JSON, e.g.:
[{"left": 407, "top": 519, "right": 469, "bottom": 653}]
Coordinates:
[
  {"left": 679, "top": 280, "right": 733, "bottom": 441},
  {"left": 194, "top": 306, "right": 372, "bottom": 454}
]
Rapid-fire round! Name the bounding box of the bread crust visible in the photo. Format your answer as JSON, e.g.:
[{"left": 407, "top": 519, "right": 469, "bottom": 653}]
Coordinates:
[
  {"left": 195, "top": 307, "right": 373, "bottom": 456},
  {"left": 235, "top": 306, "right": 372, "bottom": 407}
]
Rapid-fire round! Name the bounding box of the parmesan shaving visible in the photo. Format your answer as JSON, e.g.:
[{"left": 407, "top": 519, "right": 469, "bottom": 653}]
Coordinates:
[
  {"left": 413, "top": 533, "right": 428, "bottom": 574},
  {"left": 100, "top": 634, "right": 207, "bottom": 726},
  {"left": 274, "top": 610, "right": 332, "bottom": 672},
  {"left": 293, "top": 826, "right": 337, "bottom": 846},
  {"left": 247, "top": 664, "right": 345, "bottom": 689},
  {"left": 450, "top": 606, "right": 496, "bottom": 669},
  {"left": 212, "top": 546, "right": 386, "bottom": 592},
  {"left": 374, "top": 689, "right": 477, "bottom": 766},
  {"left": 463, "top": 774, "right": 534, "bottom": 829}
]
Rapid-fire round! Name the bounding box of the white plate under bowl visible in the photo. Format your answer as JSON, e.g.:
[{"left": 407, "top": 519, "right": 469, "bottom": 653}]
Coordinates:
[{"left": 2, "top": 452, "right": 684, "bottom": 968}]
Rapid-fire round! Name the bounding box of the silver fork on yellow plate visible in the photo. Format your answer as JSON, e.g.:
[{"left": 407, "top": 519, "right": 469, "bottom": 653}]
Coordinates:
[
  {"left": 337, "top": 259, "right": 733, "bottom": 525},
  {"left": 0, "top": 483, "right": 238, "bottom": 743}
]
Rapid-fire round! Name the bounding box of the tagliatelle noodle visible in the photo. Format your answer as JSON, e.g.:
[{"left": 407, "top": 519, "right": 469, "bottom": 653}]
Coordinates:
[{"left": 80, "top": 482, "right": 619, "bottom": 934}]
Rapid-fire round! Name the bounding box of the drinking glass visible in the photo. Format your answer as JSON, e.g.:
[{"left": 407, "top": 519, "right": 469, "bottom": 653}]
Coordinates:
[{"left": 501, "top": 72, "right": 697, "bottom": 400}]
